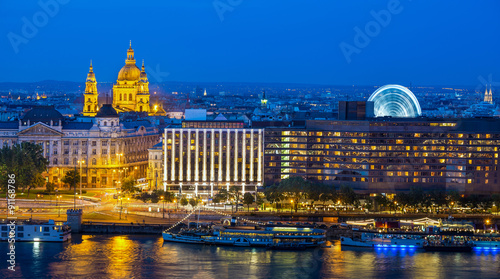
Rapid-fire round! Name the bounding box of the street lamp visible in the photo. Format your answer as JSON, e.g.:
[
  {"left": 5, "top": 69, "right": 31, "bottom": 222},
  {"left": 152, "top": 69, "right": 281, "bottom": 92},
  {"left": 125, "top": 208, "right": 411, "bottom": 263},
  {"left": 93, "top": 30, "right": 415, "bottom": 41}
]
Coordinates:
[
  {"left": 290, "top": 199, "right": 294, "bottom": 214},
  {"left": 161, "top": 196, "right": 165, "bottom": 219},
  {"left": 119, "top": 197, "right": 123, "bottom": 220},
  {"left": 78, "top": 160, "right": 85, "bottom": 200},
  {"left": 57, "top": 195, "right": 62, "bottom": 217}
]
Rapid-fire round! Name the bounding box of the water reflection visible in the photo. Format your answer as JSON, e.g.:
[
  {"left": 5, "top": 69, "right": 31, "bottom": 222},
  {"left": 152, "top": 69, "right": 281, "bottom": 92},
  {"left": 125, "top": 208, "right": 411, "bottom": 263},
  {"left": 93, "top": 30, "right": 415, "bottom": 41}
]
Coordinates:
[{"left": 1, "top": 237, "right": 500, "bottom": 278}]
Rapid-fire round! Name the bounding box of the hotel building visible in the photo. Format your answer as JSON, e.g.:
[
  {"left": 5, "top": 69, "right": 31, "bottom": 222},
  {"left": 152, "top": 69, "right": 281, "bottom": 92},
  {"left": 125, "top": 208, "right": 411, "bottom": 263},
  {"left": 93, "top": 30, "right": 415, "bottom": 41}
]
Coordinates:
[
  {"left": 264, "top": 118, "right": 500, "bottom": 194},
  {"left": 163, "top": 127, "right": 264, "bottom": 196}
]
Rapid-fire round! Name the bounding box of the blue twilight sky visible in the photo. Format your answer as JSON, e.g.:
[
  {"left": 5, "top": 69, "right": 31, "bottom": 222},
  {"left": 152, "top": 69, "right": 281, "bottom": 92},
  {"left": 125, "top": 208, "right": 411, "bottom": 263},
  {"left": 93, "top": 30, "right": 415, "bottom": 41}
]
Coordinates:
[{"left": 0, "top": 0, "right": 499, "bottom": 86}]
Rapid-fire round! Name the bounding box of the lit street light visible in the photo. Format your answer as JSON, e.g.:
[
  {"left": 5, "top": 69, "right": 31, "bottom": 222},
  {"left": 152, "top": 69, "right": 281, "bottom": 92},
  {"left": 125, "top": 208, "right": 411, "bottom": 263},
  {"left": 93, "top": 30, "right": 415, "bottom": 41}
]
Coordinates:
[
  {"left": 78, "top": 160, "right": 85, "bottom": 199},
  {"left": 161, "top": 196, "right": 165, "bottom": 219}
]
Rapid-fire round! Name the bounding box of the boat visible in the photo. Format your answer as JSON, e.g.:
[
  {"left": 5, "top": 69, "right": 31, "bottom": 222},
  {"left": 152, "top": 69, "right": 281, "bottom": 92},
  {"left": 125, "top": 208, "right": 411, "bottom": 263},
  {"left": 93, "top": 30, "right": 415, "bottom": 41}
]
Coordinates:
[
  {"left": 0, "top": 219, "right": 71, "bottom": 242},
  {"left": 162, "top": 229, "right": 211, "bottom": 244},
  {"left": 341, "top": 231, "right": 425, "bottom": 248},
  {"left": 203, "top": 225, "right": 326, "bottom": 248},
  {"left": 423, "top": 234, "right": 473, "bottom": 252}
]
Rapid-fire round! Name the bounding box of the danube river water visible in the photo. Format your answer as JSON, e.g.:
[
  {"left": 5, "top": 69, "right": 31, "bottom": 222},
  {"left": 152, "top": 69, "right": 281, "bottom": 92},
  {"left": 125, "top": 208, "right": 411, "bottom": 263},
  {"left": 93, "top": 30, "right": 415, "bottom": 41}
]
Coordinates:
[{"left": 1, "top": 235, "right": 499, "bottom": 278}]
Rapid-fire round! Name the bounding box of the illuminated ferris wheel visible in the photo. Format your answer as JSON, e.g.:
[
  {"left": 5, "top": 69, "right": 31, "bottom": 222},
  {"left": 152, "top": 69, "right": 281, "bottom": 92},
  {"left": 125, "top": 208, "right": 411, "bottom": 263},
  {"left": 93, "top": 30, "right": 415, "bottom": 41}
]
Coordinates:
[{"left": 368, "top": 84, "right": 422, "bottom": 118}]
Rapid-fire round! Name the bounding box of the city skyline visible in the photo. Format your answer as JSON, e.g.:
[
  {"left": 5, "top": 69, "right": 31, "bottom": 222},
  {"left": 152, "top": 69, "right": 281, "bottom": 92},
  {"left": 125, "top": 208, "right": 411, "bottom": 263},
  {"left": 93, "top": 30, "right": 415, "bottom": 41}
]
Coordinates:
[{"left": 1, "top": 0, "right": 499, "bottom": 86}]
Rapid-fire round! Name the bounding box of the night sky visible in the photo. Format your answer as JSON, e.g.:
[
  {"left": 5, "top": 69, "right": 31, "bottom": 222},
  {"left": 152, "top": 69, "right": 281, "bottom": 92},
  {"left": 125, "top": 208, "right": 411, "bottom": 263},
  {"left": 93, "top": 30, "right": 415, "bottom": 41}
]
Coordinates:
[{"left": 1, "top": 0, "right": 499, "bottom": 86}]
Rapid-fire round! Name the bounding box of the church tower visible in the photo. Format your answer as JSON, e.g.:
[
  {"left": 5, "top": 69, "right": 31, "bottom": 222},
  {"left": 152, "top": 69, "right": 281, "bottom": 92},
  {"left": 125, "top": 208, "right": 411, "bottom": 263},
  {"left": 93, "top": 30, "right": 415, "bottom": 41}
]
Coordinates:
[
  {"left": 484, "top": 84, "right": 493, "bottom": 104},
  {"left": 261, "top": 90, "right": 268, "bottom": 109},
  {"left": 82, "top": 61, "right": 99, "bottom": 117},
  {"left": 137, "top": 59, "right": 150, "bottom": 113}
]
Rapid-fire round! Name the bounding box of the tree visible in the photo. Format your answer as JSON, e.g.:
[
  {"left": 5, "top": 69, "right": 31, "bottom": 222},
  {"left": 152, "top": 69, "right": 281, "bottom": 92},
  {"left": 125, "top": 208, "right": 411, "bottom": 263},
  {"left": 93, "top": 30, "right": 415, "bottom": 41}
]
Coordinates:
[
  {"left": 45, "top": 182, "right": 56, "bottom": 194},
  {"left": 256, "top": 192, "right": 266, "bottom": 210},
  {"left": 339, "top": 185, "right": 358, "bottom": 207},
  {"left": 0, "top": 142, "right": 48, "bottom": 197},
  {"left": 243, "top": 192, "right": 254, "bottom": 212},
  {"left": 264, "top": 184, "right": 283, "bottom": 212},
  {"left": 121, "top": 176, "right": 139, "bottom": 194},
  {"left": 215, "top": 188, "right": 229, "bottom": 202},
  {"left": 278, "top": 177, "right": 311, "bottom": 212},
  {"left": 229, "top": 186, "right": 241, "bottom": 211},
  {"left": 62, "top": 169, "right": 80, "bottom": 192},
  {"left": 189, "top": 197, "right": 199, "bottom": 208},
  {"left": 180, "top": 197, "right": 189, "bottom": 206},
  {"left": 374, "top": 194, "right": 389, "bottom": 212}
]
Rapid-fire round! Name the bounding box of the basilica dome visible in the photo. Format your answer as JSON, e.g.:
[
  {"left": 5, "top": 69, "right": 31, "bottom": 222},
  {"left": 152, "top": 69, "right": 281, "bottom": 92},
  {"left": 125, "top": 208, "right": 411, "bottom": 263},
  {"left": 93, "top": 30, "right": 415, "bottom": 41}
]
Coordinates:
[
  {"left": 117, "top": 42, "right": 141, "bottom": 81},
  {"left": 117, "top": 64, "right": 141, "bottom": 81}
]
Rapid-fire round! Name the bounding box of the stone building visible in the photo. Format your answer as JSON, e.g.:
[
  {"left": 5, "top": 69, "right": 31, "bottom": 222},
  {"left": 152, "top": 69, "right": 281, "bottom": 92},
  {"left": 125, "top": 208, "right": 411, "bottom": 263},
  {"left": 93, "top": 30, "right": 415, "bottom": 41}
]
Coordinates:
[{"left": 0, "top": 105, "right": 160, "bottom": 188}]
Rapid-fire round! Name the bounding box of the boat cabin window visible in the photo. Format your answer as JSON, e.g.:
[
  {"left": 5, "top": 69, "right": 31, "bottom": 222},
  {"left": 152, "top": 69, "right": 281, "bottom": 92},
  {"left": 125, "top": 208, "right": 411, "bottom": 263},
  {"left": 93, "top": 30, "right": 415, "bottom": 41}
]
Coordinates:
[
  {"left": 1, "top": 232, "right": 7, "bottom": 237},
  {"left": 43, "top": 227, "right": 50, "bottom": 232},
  {"left": 18, "top": 226, "right": 24, "bottom": 231},
  {"left": 1, "top": 226, "right": 7, "bottom": 231},
  {"left": 17, "top": 233, "right": 24, "bottom": 238}
]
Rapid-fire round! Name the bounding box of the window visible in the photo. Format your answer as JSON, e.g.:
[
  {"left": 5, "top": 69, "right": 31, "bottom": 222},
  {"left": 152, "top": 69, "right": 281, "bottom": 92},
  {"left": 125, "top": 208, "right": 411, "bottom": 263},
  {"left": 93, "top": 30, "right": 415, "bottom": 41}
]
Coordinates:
[
  {"left": 64, "top": 158, "right": 69, "bottom": 165},
  {"left": 92, "top": 141, "right": 97, "bottom": 146},
  {"left": 53, "top": 158, "right": 58, "bottom": 164},
  {"left": 92, "top": 158, "right": 97, "bottom": 165},
  {"left": 73, "top": 158, "right": 77, "bottom": 165},
  {"left": 129, "top": 93, "right": 133, "bottom": 100},
  {"left": 104, "top": 121, "right": 107, "bottom": 126}
]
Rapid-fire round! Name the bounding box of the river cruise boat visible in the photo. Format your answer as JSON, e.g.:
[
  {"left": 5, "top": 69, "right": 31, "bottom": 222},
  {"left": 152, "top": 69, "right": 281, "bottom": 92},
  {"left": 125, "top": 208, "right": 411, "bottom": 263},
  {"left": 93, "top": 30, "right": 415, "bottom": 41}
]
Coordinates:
[
  {"left": 423, "top": 234, "right": 473, "bottom": 252},
  {"left": 0, "top": 220, "right": 71, "bottom": 242},
  {"left": 203, "top": 225, "right": 327, "bottom": 248},
  {"left": 341, "top": 231, "right": 426, "bottom": 248}
]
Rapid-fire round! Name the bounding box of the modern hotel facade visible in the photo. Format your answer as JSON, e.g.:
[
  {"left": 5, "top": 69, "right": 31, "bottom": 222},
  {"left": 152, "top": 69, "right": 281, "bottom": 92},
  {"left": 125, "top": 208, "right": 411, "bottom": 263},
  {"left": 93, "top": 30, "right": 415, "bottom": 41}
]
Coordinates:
[
  {"left": 163, "top": 127, "right": 264, "bottom": 196},
  {"left": 264, "top": 118, "right": 500, "bottom": 194}
]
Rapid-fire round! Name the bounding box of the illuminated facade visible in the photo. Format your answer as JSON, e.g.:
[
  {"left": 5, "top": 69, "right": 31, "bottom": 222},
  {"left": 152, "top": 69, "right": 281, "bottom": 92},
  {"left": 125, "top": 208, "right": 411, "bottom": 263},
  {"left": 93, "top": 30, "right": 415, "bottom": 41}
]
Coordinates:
[
  {"left": 163, "top": 128, "right": 264, "bottom": 196},
  {"left": 265, "top": 119, "right": 500, "bottom": 194},
  {"left": 368, "top": 85, "right": 422, "bottom": 118},
  {"left": 484, "top": 84, "right": 493, "bottom": 104},
  {"left": 112, "top": 42, "right": 152, "bottom": 114},
  {"left": 81, "top": 42, "right": 166, "bottom": 116},
  {"left": 0, "top": 106, "right": 160, "bottom": 188}
]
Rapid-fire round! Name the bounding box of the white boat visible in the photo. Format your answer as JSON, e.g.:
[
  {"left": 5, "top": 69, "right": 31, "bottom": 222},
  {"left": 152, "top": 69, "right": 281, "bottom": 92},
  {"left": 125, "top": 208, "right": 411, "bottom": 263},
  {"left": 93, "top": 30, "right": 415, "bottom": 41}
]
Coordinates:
[
  {"left": 341, "top": 232, "right": 424, "bottom": 248},
  {"left": 203, "top": 225, "right": 326, "bottom": 248},
  {"left": 162, "top": 231, "right": 206, "bottom": 244},
  {"left": 0, "top": 220, "right": 71, "bottom": 242}
]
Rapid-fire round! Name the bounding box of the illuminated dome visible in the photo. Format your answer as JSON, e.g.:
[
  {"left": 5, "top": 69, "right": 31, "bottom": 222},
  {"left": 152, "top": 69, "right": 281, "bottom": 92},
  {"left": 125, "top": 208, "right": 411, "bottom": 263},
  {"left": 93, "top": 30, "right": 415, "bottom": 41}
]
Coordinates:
[
  {"left": 117, "top": 42, "right": 141, "bottom": 81},
  {"left": 368, "top": 84, "right": 421, "bottom": 118}
]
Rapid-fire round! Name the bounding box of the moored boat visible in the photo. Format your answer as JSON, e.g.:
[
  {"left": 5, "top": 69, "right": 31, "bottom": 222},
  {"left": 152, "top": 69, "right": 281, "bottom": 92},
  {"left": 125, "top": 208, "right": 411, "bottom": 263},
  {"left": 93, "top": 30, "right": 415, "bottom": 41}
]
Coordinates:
[
  {"left": 162, "top": 229, "right": 211, "bottom": 244},
  {"left": 0, "top": 219, "right": 71, "bottom": 242}
]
